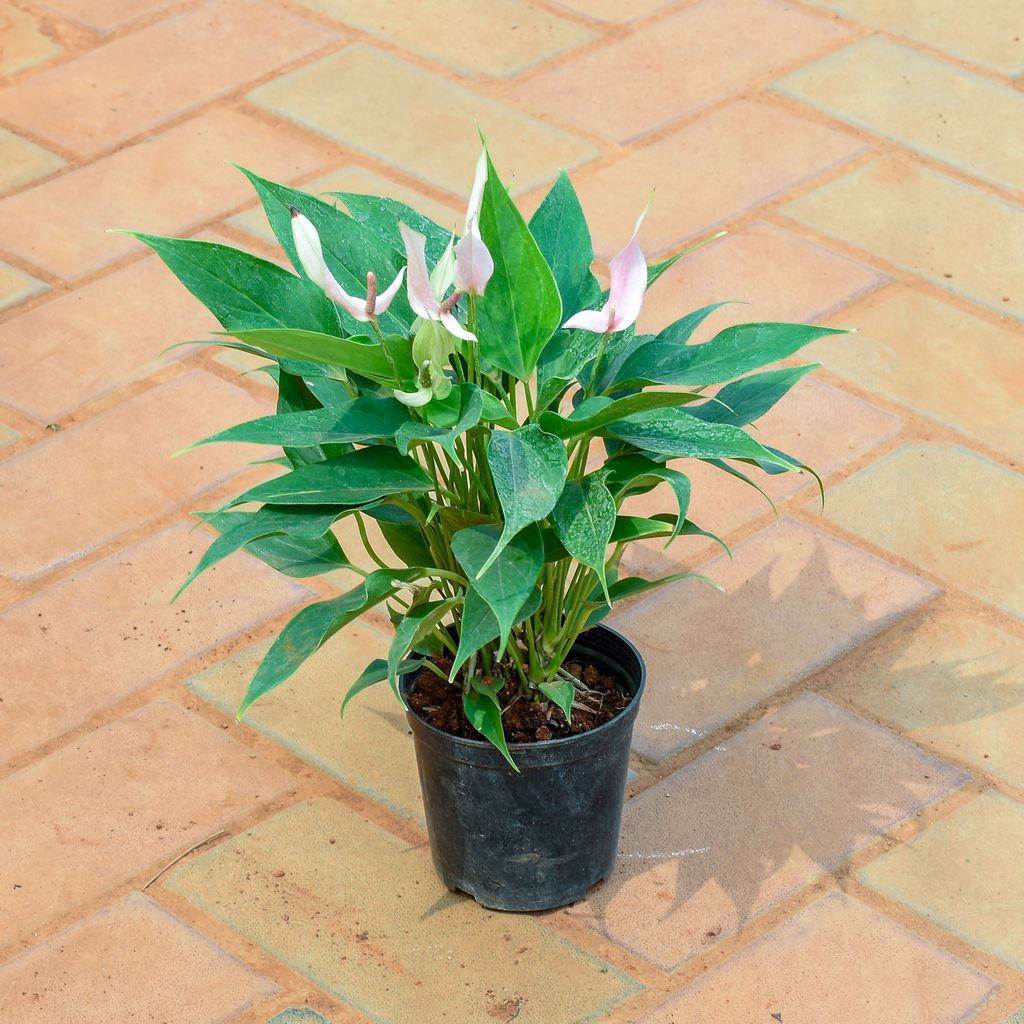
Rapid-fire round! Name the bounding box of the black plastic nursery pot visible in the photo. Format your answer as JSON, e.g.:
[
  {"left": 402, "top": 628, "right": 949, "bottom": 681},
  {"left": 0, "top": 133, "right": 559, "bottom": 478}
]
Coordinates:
[{"left": 400, "top": 624, "right": 645, "bottom": 912}]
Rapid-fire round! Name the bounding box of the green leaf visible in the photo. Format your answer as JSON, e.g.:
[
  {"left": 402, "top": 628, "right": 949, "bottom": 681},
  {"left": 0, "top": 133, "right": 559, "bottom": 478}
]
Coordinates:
[
  {"left": 538, "top": 389, "right": 703, "bottom": 440},
  {"left": 550, "top": 476, "right": 616, "bottom": 603},
  {"left": 239, "top": 569, "right": 413, "bottom": 715},
  {"left": 231, "top": 446, "right": 433, "bottom": 507},
  {"left": 465, "top": 677, "right": 517, "bottom": 770},
  {"left": 388, "top": 598, "right": 460, "bottom": 701},
  {"left": 537, "top": 679, "right": 574, "bottom": 724},
  {"left": 126, "top": 233, "right": 337, "bottom": 333},
  {"left": 654, "top": 301, "right": 738, "bottom": 346},
  {"left": 450, "top": 587, "right": 541, "bottom": 681},
  {"left": 335, "top": 192, "right": 455, "bottom": 267},
  {"left": 616, "top": 322, "right": 850, "bottom": 389},
  {"left": 452, "top": 524, "right": 544, "bottom": 658},
  {"left": 528, "top": 170, "right": 601, "bottom": 322},
  {"left": 221, "top": 328, "right": 394, "bottom": 380},
  {"left": 607, "top": 408, "right": 800, "bottom": 471},
  {"left": 395, "top": 384, "right": 483, "bottom": 461},
  {"left": 605, "top": 455, "right": 691, "bottom": 542},
  {"left": 476, "top": 152, "right": 562, "bottom": 379},
  {"left": 609, "top": 513, "right": 731, "bottom": 556},
  {"left": 236, "top": 167, "right": 413, "bottom": 334},
  {"left": 482, "top": 424, "right": 567, "bottom": 575},
  {"left": 341, "top": 657, "right": 420, "bottom": 717},
  {"left": 186, "top": 396, "right": 410, "bottom": 451},
  {"left": 583, "top": 571, "right": 722, "bottom": 628},
  {"left": 689, "top": 364, "right": 819, "bottom": 426},
  {"left": 535, "top": 327, "right": 598, "bottom": 411}
]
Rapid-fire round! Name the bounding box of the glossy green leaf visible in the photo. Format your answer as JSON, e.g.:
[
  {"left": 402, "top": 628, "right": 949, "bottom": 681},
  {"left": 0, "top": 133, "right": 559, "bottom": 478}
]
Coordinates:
[
  {"left": 231, "top": 446, "right": 433, "bottom": 507},
  {"left": 221, "top": 328, "right": 393, "bottom": 380},
  {"left": 535, "top": 326, "right": 599, "bottom": 411},
  {"left": 185, "top": 396, "right": 409, "bottom": 451},
  {"left": 583, "top": 571, "right": 722, "bottom": 628},
  {"left": 538, "top": 389, "right": 703, "bottom": 440},
  {"left": 482, "top": 424, "right": 567, "bottom": 575},
  {"left": 452, "top": 524, "right": 544, "bottom": 658},
  {"left": 396, "top": 384, "right": 483, "bottom": 461},
  {"left": 388, "top": 598, "right": 460, "bottom": 701},
  {"left": 476, "top": 152, "right": 562, "bottom": 379},
  {"left": 464, "top": 677, "right": 517, "bottom": 770},
  {"left": 239, "top": 569, "right": 414, "bottom": 715},
  {"left": 537, "top": 679, "right": 574, "bottom": 724},
  {"left": 605, "top": 454, "right": 691, "bottom": 542},
  {"left": 550, "top": 476, "right": 616, "bottom": 602},
  {"left": 688, "top": 364, "right": 819, "bottom": 426},
  {"left": 126, "top": 233, "right": 337, "bottom": 333},
  {"left": 450, "top": 586, "right": 541, "bottom": 681},
  {"left": 528, "top": 170, "right": 601, "bottom": 322},
  {"left": 335, "top": 192, "right": 455, "bottom": 267},
  {"left": 607, "top": 408, "right": 800, "bottom": 471},
  {"left": 341, "top": 657, "right": 420, "bottom": 717}
]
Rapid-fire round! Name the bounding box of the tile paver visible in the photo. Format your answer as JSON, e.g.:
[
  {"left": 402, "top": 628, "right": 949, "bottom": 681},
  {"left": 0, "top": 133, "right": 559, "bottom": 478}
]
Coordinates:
[
  {"left": 861, "top": 791, "right": 1024, "bottom": 969},
  {"left": 574, "top": 99, "right": 865, "bottom": 257},
  {"left": 512, "top": 0, "right": 849, "bottom": 143},
  {"left": 188, "top": 620, "right": 423, "bottom": 821},
  {"left": 613, "top": 518, "right": 937, "bottom": 760},
  {"left": 168, "top": 798, "right": 641, "bottom": 1024},
  {"left": 293, "top": 0, "right": 597, "bottom": 78},
  {"left": 0, "top": 0, "right": 337, "bottom": 159},
  {"left": 0, "top": 259, "right": 46, "bottom": 311},
  {"left": 0, "top": 892, "right": 279, "bottom": 1021},
  {"left": 0, "top": 370, "right": 270, "bottom": 580},
  {"left": 570, "top": 692, "right": 968, "bottom": 969},
  {"left": 0, "top": 523, "right": 313, "bottom": 765},
  {"left": 782, "top": 155, "right": 1024, "bottom": 321},
  {"left": 249, "top": 44, "right": 599, "bottom": 196},
  {"left": 268, "top": 1011, "right": 335, "bottom": 1024},
  {"left": 642, "top": 891, "right": 997, "bottom": 1023},
  {"left": 549, "top": 0, "right": 672, "bottom": 21},
  {"left": 0, "top": 107, "right": 331, "bottom": 280},
  {"left": 0, "top": 421, "right": 21, "bottom": 447},
  {"left": 0, "top": 4, "right": 62, "bottom": 75},
  {"left": 831, "top": 606, "right": 1024, "bottom": 789},
  {"left": 804, "top": 0, "right": 1024, "bottom": 75},
  {"left": 0, "top": 126, "right": 63, "bottom": 193},
  {"left": 775, "top": 37, "right": 1024, "bottom": 192},
  {"left": 33, "top": 0, "right": 180, "bottom": 32},
  {"left": 0, "top": 700, "right": 294, "bottom": 944},
  {"left": 809, "top": 286, "right": 1024, "bottom": 460},
  {"left": 821, "top": 443, "right": 1024, "bottom": 619}
]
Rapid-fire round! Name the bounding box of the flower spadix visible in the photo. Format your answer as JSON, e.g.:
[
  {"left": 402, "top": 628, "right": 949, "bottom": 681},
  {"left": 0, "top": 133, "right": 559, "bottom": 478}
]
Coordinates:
[
  {"left": 563, "top": 203, "right": 649, "bottom": 335},
  {"left": 290, "top": 207, "right": 404, "bottom": 321}
]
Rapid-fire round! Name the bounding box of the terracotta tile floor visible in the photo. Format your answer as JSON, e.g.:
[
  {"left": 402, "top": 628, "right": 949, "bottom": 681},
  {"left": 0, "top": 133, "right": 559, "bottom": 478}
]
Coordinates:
[{"left": 1, "top": 1, "right": 1021, "bottom": 1020}]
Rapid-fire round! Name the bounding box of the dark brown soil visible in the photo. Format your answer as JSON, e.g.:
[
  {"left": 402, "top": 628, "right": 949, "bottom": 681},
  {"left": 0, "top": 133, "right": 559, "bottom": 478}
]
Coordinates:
[{"left": 407, "top": 657, "right": 631, "bottom": 743}]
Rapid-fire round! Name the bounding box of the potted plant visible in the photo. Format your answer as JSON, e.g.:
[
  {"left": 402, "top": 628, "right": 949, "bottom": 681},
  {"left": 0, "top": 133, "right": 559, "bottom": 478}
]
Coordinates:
[{"left": 129, "top": 144, "right": 843, "bottom": 912}]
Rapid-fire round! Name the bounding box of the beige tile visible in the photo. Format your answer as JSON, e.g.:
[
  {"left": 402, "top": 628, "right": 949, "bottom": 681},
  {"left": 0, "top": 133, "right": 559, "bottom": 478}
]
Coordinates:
[
  {"left": 168, "top": 798, "right": 640, "bottom": 1022},
  {"left": 0, "top": 700, "right": 294, "bottom": 943},
  {"left": 643, "top": 891, "right": 996, "bottom": 1023},
  {"left": 513, "top": 0, "right": 849, "bottom": 142},
  {"left": 0, "top": 259, "right": 46, "bottom": 311},
  {"left": 33, "top": 0, "right": 179, "bottom": 31},
  {"left": 637, "top": 220, "right": 886, "bottom": 339},
  {"left": 832, "top": 606, "right": 1024, "bottom": 789},
  {"left": 0, "top": 370, "right": 271, "bottom": 581},
  {"left": 293, "top": 0, "right": 596, "bottom": 77},
  {"left": 805, "top": 0, "right": 1024, "bottom": 75},
  {"left": 0, "top": 422, "right": 21, "bottom": 447},
  {"left": 821, "top": 443, "right": 1024, "bottom": 618},
  {"left": 575, "top": 99, "right": 865, "bottom": 258},
  {"left": 189, "top": 620, "right": 423, "bottom": 821},
  {"left": 0, "top": 523, "right": 313, "bottom": 765},
  {"left": 613, "top": 518, "right": 935, "bottom": 760},
  {"left": 0, "top": 0, "right": 336, "bottom": 158},
  {"left": 809, "top": 286, "right": 1024, "bottom": 460},
  {"left": 0, "top": 3, "right": 62, "bottom": 74},
  {"left": 549, "top": 0, "right": 673, "bottom": 21},
  {"left": 776, "top": 37, "right": 1024, "bottom": 191},
  {"left": 0, "top": 258, "right": 217, "bottom": 421},
  {"left": 861, "top": 791, "right": 1024, "bottom": 970},
  {"left": 0, "top": 107, "right": 331, "bottom": 280},
  {"left": 571, "top": 693, "right": 967, "bottom": 969},
  {"left": 620, "top": 377, "right": 902, "bottom": 577},
  {"left": 0, "top": 126, "right": 63, "bottom": 194},
  {"left": 782, "top": 155, "right": 1024, "bottom": 321},
  {"left": 249, "top": 44, "right": 598, "bottom": 196}
]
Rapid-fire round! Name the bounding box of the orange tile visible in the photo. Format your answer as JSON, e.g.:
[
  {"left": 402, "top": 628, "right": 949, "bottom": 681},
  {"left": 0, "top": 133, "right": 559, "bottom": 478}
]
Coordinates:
[
  {"left": 35, "top": 0, "right": 191, "bottom": 32},
  {"left": 0, "top": 370, "right": 271, "bottom": 581},
  {"left": 0, "top": 523, "right": 313, "bottom": 765},
  {"left": 0, "top": 107, "right": 332, "bottom": 280},
  {"left": 0, "top": 3, "right": 62, "bottom": 74},
  {"left": 0, "top": 700, "right": 294, "bottom": 944},
  {"left": 511, "top": 0, "right": 849, "bottom": 142}
]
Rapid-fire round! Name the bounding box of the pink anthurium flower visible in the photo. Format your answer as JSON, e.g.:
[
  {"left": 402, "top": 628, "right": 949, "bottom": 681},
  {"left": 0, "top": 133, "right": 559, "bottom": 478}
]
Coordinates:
[
  {"left": 399, "top": 221, "right": 476, "bottom": 341},
  {"left": 290, "top": 208, "right": 404, "bottom": 322},
  {"left": 454, "top": 151, "right": 494, "bottom": 296},
  {"left": 563, "top": 206, "right": 648, "bottom": 334}
]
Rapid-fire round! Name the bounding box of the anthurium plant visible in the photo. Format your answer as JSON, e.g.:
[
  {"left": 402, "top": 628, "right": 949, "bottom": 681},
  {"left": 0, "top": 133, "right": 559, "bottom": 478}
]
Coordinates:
[{"left": 131, "top": 145, "right": 844, "bottom": 767}]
